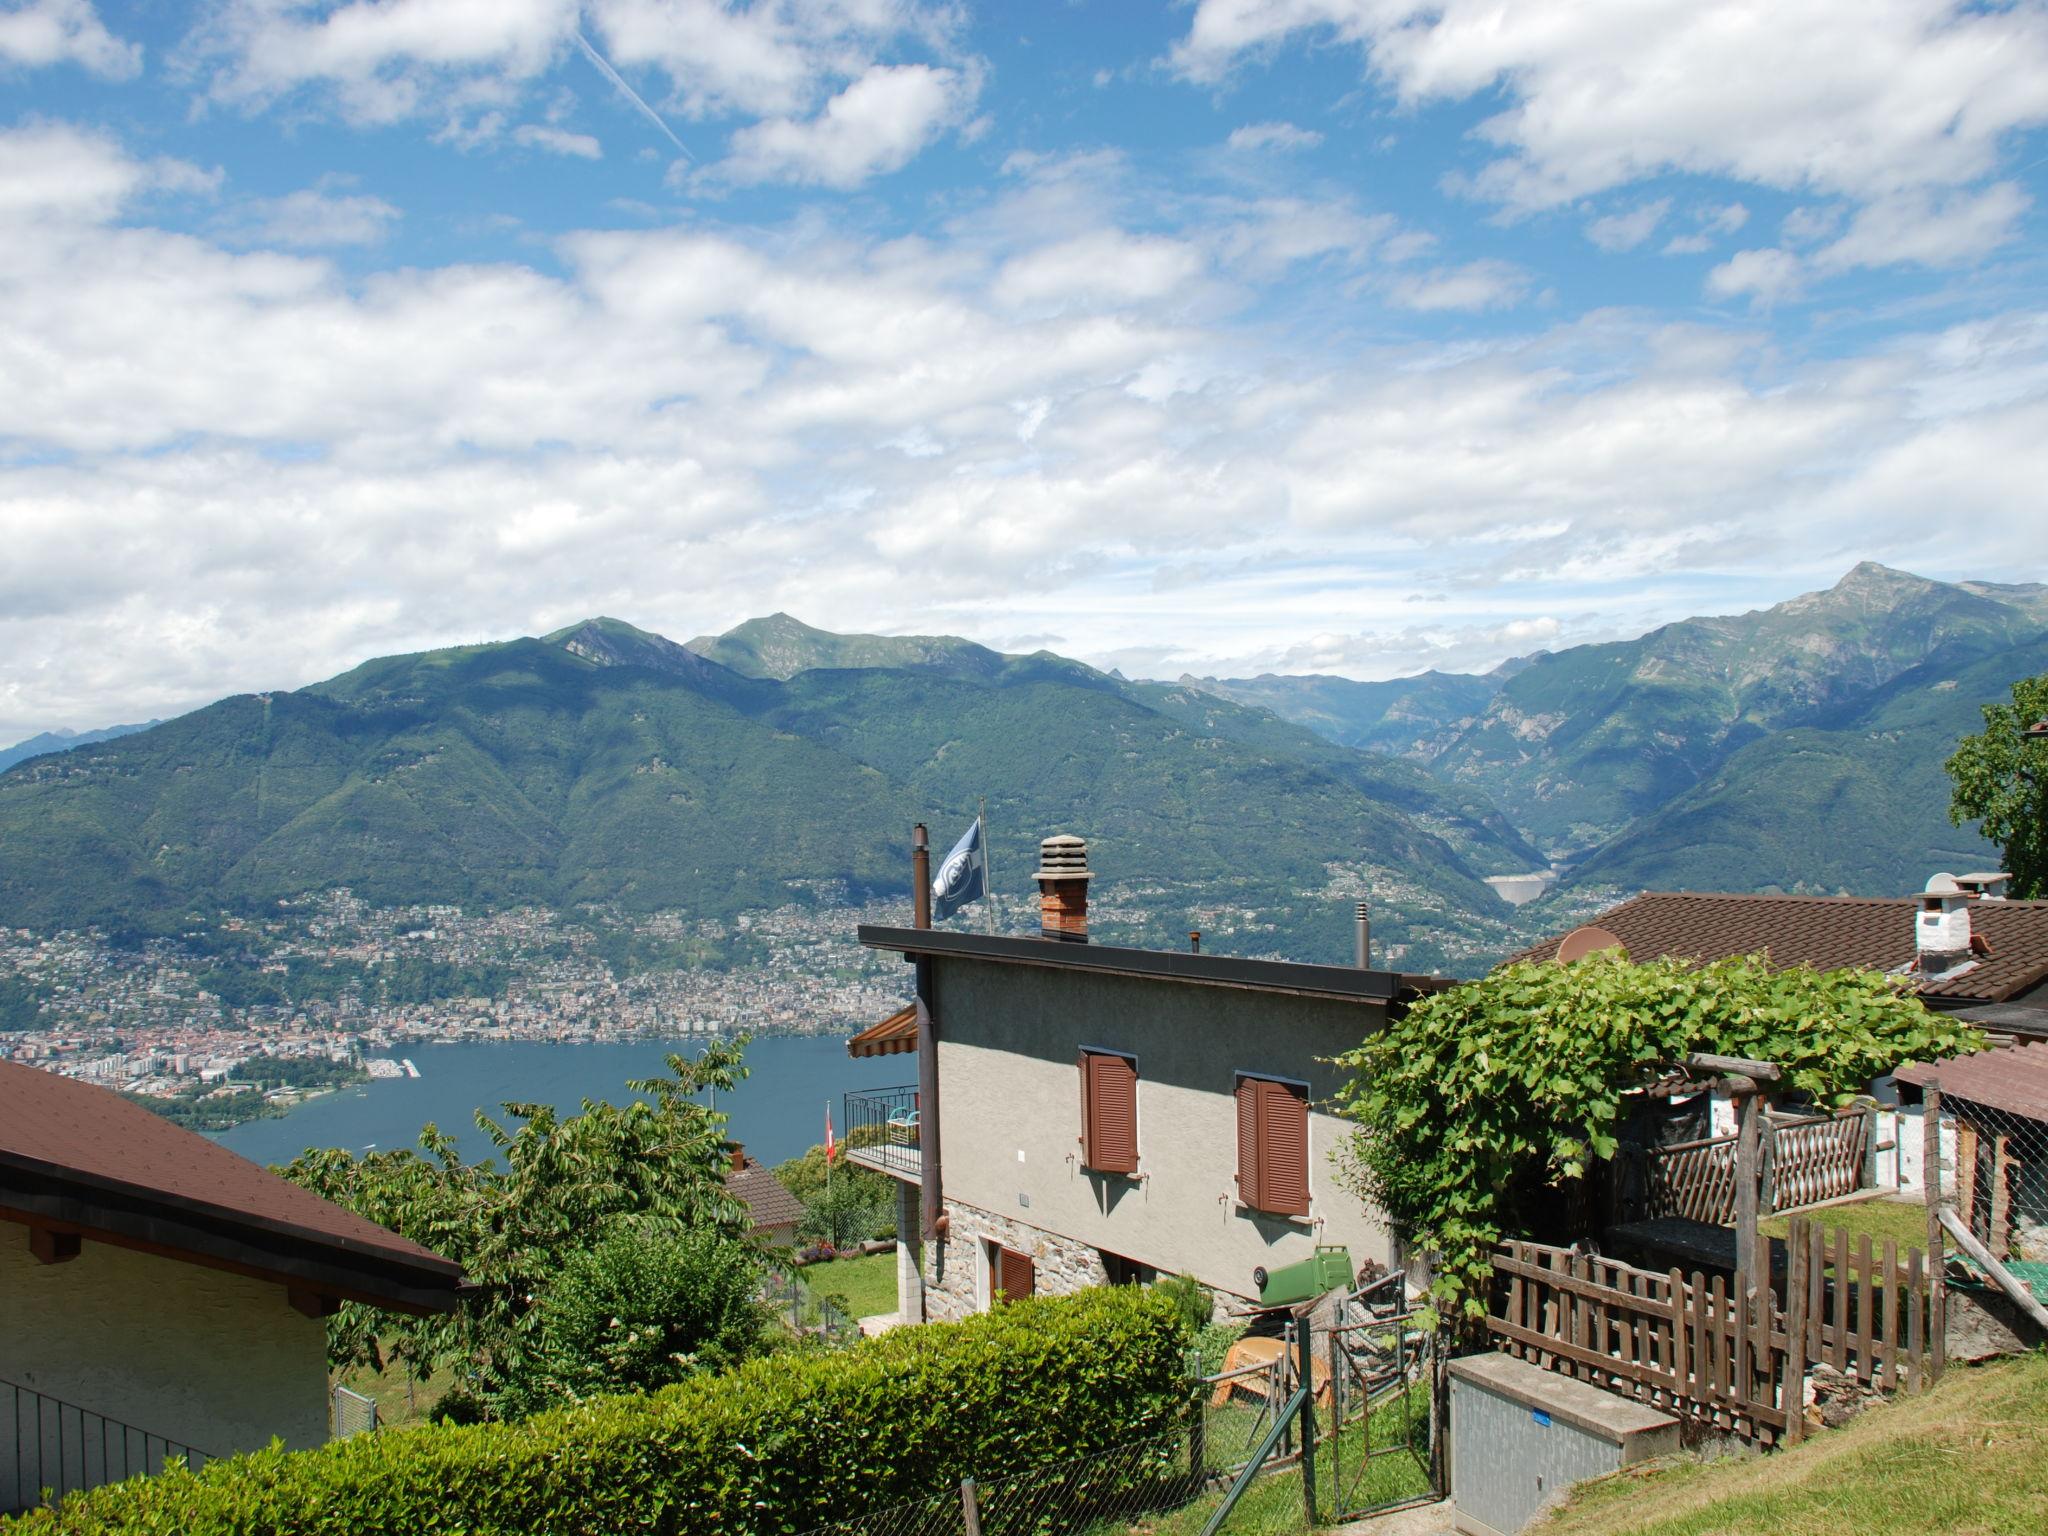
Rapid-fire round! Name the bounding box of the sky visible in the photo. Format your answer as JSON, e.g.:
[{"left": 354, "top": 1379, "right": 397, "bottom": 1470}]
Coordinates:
[{"left": 3, "top": 0, "right": 2047, "bottom": 742}]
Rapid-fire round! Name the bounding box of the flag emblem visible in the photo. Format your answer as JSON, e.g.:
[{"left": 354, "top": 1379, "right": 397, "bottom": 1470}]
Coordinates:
[{"left": 932, "top": 816, "right": 986, "bottom": 920}]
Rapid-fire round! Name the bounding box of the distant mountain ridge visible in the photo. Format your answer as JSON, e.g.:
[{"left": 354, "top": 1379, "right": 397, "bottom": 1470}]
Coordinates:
[
  {"left": 0, "top": 618, "right": 1533, "bottom": 970},
  {"left": 0, "top": 722, "right": 158, "bottom": 775},
  {"left": 1181, "top": 563, "right": 2046, "bottom": 903}
]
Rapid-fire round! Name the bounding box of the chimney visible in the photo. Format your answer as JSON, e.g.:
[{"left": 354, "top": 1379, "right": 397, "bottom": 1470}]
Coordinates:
[
  {"left": 1035, "top": 834, "right": 1092, "bottom": 943},
  {"left": 727, "top": 1142, "right": 747, "bottom": 1173},
  {"left": 1956, "top": 871, "right": 2011, "bottom": 902},
  {"left": 1354, "top": 900, "right": 1371, "bottom": 969},
  {"left": 1915, "top": 873, "right": 1974, "bottom": 977}
]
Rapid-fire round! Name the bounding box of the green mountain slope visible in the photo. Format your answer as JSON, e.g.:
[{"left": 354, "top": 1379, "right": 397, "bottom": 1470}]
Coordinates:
[
  {"left": 1177, "top": 669, "right": 1509, "bottom": 757},
  {"left": 685, "top": 612, "right": 1008, "bottom": 682},
  {"left": 1555, "top": 636, "right": 2047, "bottom": 899},
  {"left": 0, "top": 621, "right": 1526, "bottom": 967},
  {"left": 1432, "top": 563, "right": 2048, "bottom": 855}
]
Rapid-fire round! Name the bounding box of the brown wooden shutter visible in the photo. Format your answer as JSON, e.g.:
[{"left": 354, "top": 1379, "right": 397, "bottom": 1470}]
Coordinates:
[
  {"left": 997, "top": 1246, "right": 1035, "bottom": 1301},
  {"left": 1259, "top": 1078, "right": 1311, "bottom": 1217},
  {"left": 1082, "top": 1051, "right": 1138, "bottom": 1175},
  {"left": 1236, "top": 1074, "right": 1263, "bottom": 1209}
]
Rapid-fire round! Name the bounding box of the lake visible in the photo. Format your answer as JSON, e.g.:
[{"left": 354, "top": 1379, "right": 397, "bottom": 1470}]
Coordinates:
[{"left": 212, "top": 1034, "right": 912, "bottom": 1169}]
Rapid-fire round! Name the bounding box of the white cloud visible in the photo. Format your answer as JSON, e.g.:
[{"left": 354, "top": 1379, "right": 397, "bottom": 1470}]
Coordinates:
[
  {"left": 0, "top": 121, "right": 215, "bottom": 225},
  {"left": 0, "top": 0, "right": 139, "bottom": 77},
  {"left": 187, "top": 0, "right": 579, "bottom": 123},
  {"left": 1662, "top": 201, "right": 1748, "bottom": 255},
  {"left": 2, "top": 121, "right": 2045, "bottom": 737},
  {"left": 1172, "top": 1, "right": 2048, "bottom": 273},
  {"left": 712, "top": 60, "right": 977, "bottom": 186},
  {"left": 1585, "top": 198, "right": 1670, "bottom": 253},
  {"left": 1227, "top": 120, "right": 1323, "bottom": 152},
  {"left": 1816, "top": 183, "right": 2031, "bottom": 271},
  {"left": 233, "top": 186, "right": 403, "bottom": 247},
  {"left": 1706, "top": 247, "right": 1805, "bottom": 307},
  {"left": 1387, "top": 258, "right": 1528, "bottom": 312},
  {"left": 995, "top": 231, "right": 1205, "bottom": 310},
  {"left": 514, "top": 122, "right": 602, "bottom": 157}
]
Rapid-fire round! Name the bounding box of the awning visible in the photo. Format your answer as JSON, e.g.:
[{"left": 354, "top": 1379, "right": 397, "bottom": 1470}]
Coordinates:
[{"left": 847, "top": 1004, "right": 918, "bottom": 1059}]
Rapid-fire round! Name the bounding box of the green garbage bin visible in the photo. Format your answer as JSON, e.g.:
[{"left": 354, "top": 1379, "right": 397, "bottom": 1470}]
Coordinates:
[{"left": 1252, "top": 1245, "right": 1353, "bottom": 1308}]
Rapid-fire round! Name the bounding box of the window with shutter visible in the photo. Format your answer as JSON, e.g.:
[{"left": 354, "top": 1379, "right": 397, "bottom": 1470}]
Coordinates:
[
  {"left": 1080, "top": 1049, "right": 1139, "bottom": 1175},
  {"left": 1235, "top": 1073, "right": 1310, "bottom": 1217},
  {"left": 995, "top": 1245, "right": 1035, "bottom": 1302}
]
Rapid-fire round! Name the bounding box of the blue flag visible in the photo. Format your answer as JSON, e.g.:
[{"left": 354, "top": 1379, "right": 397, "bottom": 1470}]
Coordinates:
[{"left": 931, "top": 817, "right": 986, "bottom": 920}]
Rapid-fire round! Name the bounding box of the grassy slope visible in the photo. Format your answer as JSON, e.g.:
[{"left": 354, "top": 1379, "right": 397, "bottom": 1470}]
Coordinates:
[
  {"left": 803, "top": 1253, "right": 898, "bottom": 1319},
  {"left": 1537, "top": 1353, "right": 2048, "bottom": 1536}
]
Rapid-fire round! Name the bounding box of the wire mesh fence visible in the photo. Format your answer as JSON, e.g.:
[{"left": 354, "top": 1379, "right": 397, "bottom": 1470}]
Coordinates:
[
  {"left": 329, "top": 1383, "right": 379, "bottom": 1440},
  {"left": 762, "top": 1263, "right": 862, "bottom": 1345},
  {"left": 1944, "top": 1097, "right": 2048, "bottom": 1274}
]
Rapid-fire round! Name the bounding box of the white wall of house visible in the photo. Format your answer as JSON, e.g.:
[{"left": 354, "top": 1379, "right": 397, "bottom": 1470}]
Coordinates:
[
  {"left": 922, "top": 956, "right": 1396, "bottom": 1312},
  {"left": 0, "top": 1220, "right": 330, "bottom": 1462}
]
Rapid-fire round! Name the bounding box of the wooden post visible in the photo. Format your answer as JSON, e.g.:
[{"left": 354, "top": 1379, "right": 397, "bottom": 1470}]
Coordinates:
[
  {"left": 1782, "top": 1216, "right": 1808, "bottom": 1444},
  {"left": 1923, "top": 1084, "right": 1946, "bottom": 1381},
  {"left": 960, "top": 1478, "right": 983, "bottom": 1536},
  {"left": 1735, "top": 1087, "right": 1762, "bottom": 1285}
]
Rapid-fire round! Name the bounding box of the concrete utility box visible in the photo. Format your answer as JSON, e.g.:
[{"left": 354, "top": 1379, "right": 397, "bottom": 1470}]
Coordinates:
[{"left": 1448, "top": 1353, "right": 1680, "bottom": 1536}]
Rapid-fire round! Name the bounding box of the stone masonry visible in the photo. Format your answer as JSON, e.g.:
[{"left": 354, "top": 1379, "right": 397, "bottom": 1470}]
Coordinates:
[{"left": 921, "top": 1197, "right": 1110, "bottom": 1322}]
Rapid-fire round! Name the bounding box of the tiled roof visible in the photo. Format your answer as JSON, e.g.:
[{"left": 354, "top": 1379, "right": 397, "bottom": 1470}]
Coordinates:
[
  {"left": 0, "top": 1060, "right": 462, "bottom": 1281},
  {"left": 1507, "top": 892, "right": 2048, "bottom": 1004},
  {"left": 847, "top": 1003, "right": 918, "bottom": 1058},
  {"left": 727, "top": 1157, "right": 804, "bottom": 1231},
  {"left": 1897, "top": 1041, "right": 2048, "bottom": 1123}
]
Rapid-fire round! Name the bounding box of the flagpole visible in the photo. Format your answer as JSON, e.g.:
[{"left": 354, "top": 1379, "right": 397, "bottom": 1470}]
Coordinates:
[{"left": 980, "top": 797, "right": 995, "bottom": 935}]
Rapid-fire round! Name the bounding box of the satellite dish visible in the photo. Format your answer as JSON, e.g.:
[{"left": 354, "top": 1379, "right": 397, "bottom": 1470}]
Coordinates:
[{"left": 1556, "top": 925, "right": 1628, "bottom": 964}]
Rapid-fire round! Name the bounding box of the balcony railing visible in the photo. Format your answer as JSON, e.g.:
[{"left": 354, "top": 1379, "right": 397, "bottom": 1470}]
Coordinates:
[
  {"left": 3, "top": 1377, "right": 214, "bottom": 1515},
  {"left": 843, "top": 1086, "right": 922, "bottom": 1181}
]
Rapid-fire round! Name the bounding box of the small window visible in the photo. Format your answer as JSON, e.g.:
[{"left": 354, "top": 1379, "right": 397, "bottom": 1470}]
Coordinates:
[
  {"left": 1101, "top": 1251, "right": 1156, "bottom": 1286},
  {"left": 1079, "top": 1048, "right": 1139, "bottom": 1175},
  {"left": 992, "top": 1243, "right": 1035, "bottom": 1303},
  {"left": 1235, "top": 1073, "right": 1310, "bottom": 1217}
]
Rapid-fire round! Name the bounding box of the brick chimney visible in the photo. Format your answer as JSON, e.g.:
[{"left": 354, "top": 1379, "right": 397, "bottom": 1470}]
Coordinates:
[{"left": 1035, "top": 834, "right": 1092, "bottom": 943}]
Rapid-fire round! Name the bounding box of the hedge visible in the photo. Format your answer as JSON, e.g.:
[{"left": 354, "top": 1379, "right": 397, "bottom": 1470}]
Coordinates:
[{"left": 5, "top": 1286, "right": 1190, "bottom": 1536}]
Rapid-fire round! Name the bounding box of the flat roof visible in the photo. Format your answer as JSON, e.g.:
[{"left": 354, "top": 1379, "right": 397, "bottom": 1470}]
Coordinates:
[
  {"left": 0, "top": 1061, "right": 463, "bottom": 1313},
  {"left": 856, "top": 926, "right": 1450, "bottom": 1004}
]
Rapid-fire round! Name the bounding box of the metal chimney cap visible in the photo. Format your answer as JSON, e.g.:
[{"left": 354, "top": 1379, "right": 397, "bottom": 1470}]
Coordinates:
[{"left": 1035, "top": 833, "right": 1093, "bottom": 882}]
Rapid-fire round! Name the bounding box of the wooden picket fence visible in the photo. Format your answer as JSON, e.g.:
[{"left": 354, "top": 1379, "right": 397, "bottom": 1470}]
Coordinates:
[
  {"left": 1783, "top": 1215, "right": 1941, "bottom": 1396},
  {"left": 1488, "top": 1241, "right": 1793, "bottom": 1443},
  {"left": 1641, "top": 1109, "right": 1871, "bottom": 1226},
  {"left": 1489, "top": 1222, "right": 1940, "bottom": 1447}
]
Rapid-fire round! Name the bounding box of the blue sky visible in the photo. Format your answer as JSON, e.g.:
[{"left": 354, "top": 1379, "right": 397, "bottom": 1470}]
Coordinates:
[{"left": 2, "top": 1, "right": 2046, "bottom": 740}]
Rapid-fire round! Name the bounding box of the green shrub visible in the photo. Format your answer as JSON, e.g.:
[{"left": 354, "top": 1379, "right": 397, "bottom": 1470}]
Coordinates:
[
  {"left": 4, "top": 1285, "right": 1192, "bottom": 1536},
  {"left": 495, "top": 1221, "right": 769, "bottom": 1418}
]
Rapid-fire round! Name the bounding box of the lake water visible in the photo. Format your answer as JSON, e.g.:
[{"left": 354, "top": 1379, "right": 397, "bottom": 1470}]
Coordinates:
[{"left": 212, "top": 1034, "right": 911, "bottom": 1169}]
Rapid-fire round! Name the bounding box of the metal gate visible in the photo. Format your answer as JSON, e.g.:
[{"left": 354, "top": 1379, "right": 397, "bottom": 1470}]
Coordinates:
[{"left": 1200, "top": 1272, "right": 1444, "bottom": 1533}]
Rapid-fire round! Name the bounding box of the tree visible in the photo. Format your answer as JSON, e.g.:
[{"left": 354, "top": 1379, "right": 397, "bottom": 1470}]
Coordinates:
[
  {"left": 281, "top": 1037, "right": 755, "bottom": 1411},
  {"left": 1946, "top": 672, "right": 2048, "bottom": 897},
  {"left": 498, "top": 1220, "right": 768, "bottom": 1417},
  {"left": 1332, "top": 954, "right": 1977, "bottom": 1321}
]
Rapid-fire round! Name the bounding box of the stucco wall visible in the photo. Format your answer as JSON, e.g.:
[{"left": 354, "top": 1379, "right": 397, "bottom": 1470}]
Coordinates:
[
  {"left": 0, "top": 1220, "right": 330, "bottom": 1464},
  {"left": 929, "top": 955, "right": 1396, "bottom": 1304}
]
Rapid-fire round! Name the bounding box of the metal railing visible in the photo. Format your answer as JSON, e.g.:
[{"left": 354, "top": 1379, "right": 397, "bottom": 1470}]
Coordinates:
[
  {"left": 844, "top": 1086, "right": 923, "bottom": 1180},
  {"left": 331, "top": 1383, "right": 379, "bottom": 1440},
  {"left": 3, "top": 1377, "right": 213, "bottom": 1515}
]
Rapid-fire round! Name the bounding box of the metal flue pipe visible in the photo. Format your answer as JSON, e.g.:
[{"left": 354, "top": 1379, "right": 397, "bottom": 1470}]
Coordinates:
[{"left": 1354, "top": 900, "right": 1371, "bottom": 969}]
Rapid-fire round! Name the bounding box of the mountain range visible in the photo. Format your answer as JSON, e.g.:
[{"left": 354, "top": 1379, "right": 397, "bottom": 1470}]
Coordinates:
[{"left": 2, "top": 563, "right": 2040, "bottom": 970}]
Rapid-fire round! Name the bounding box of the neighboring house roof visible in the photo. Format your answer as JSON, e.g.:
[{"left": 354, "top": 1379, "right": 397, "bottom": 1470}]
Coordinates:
[
  {"left": 1506, "top": 892, "right": 2048, "bottom": 1006},
  {"left": 857, "top": 926, "right": 1452, "bottom": 1004},
  {"left": 0, "top": 1060, "right": 464, "bottom": 1313},
  {"left": 847, "top": 1004, "right": 917, "bottom": 1059},
  {"left": 1897, "top": 1042, "right": 2048, "bottom": 1124},
  {"left": 726, "top": 1157, "right": 803, "bottom": 1232}
]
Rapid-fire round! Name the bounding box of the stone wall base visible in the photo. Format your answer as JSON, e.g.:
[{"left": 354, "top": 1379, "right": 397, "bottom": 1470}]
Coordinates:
[{"left": 922, "top": 1199, "right": 1111, "bottom": 1322}]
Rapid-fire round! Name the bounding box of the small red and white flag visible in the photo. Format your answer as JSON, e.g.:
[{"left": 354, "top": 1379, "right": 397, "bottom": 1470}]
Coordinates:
[{"left": 824, "top": 1101, "right": 837, "bottom": 1164}]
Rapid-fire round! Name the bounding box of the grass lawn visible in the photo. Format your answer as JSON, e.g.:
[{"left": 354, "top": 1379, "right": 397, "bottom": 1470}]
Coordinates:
[
  {"left": 333, "top": 1351, "right": 456, "bottom": 1430},
  {"left": 803, "top": 1252, "right": 898, "bottom": 1318},
  {"left": 1536, "top": 1351, "right": 2048, "bottom": 1536},
  {"left": 1761, "top": 1194, "right": 1939, "bottom": 1256}
]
